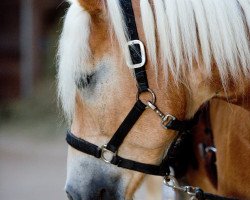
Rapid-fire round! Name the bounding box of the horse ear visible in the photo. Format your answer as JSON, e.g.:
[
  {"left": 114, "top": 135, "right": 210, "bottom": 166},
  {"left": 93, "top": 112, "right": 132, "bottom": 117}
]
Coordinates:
[{"left": 78, "top": 0, "right": 103, "bottom": 14}]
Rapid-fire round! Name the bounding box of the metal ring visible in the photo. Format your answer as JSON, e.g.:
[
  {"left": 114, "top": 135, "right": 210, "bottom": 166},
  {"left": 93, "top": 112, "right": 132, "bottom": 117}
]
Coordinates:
[
  {"left": 136, "top": 88, "right": 156, "bottom": 108},
  {"left": 100, "top": 145, "right": 116, "bottom": 164},
  {"left": 184, "top": 186, "right": 197, "bottom": 196}
]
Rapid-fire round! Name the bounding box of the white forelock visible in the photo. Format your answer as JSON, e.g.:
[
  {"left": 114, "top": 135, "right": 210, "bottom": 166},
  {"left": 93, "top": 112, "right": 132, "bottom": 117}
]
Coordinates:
[{"left": 57, "top": 2, "right": 91, "bottom": 120}]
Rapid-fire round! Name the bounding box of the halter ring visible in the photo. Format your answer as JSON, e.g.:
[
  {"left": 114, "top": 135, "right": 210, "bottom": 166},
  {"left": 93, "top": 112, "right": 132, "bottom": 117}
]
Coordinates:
[
  {"left": 100, "top": 145, "right": 116, "bottom": 164},
  {"left": 137, "top": 88, "right": 156, "bottom": 108}
]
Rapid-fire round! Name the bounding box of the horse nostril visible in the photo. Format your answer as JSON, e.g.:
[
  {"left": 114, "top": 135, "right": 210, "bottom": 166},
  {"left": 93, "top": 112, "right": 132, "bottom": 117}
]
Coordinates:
[
  {"left": 98, "top": 188, "right": 107, "bottom": 200},
  {"left": 99, "top": 188, "right": 106, "bottom": 200},
  {"left": 66, "top": 191, "right": 74, "bottom": 200}
]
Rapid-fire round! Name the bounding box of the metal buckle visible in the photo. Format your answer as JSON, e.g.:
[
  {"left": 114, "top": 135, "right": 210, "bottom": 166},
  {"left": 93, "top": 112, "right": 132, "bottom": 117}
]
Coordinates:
[
  {"left": 126, "top": 40, "right": 146, "bottom": 68},
  {"left": 161, "top": 114, "right": 176, "bottom": 130},
  {"left": 100, "top": 145, "right": 116, "bottom": 164}
]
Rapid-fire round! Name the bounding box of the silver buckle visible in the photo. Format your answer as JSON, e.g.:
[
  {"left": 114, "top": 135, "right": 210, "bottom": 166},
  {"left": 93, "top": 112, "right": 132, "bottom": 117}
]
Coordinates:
[
  {"left": 100, "top": 145, "right": 116, "bottom": 164},
  {"left": 161, "top": 114, "right": 176, "bottom": 130},
  {"left": 126, "top": 40, "right": 146, "bottom": 69}
]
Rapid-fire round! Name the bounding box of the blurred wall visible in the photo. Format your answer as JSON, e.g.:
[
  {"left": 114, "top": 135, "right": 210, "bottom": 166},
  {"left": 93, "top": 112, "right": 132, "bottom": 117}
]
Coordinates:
[{"left": 0, "top": 0, "right": 67, "bottom": 102}]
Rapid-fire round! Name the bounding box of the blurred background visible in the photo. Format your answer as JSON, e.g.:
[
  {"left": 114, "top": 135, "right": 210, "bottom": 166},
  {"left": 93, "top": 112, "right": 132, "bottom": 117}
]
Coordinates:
[{"left": 0, "top": 0, "right": 69, "bottom": 199}]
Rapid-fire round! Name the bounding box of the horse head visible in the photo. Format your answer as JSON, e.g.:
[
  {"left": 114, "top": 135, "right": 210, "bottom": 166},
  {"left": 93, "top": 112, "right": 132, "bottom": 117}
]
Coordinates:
[{"left": 58, "top": 0, "right": 250, "bottom": 199}]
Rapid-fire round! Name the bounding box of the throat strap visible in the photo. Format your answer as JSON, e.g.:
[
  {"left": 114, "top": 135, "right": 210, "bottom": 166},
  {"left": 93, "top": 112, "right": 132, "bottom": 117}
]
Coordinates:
[{"left": 165, "top": 108, "right": 201, "bottom": 131}]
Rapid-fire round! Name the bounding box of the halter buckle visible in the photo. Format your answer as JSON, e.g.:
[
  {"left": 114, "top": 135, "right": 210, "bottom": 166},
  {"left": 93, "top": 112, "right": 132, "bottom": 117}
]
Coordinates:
[
  {"left": 161, "top": 114, "right": 176, "bottom": 130},
  {"left": 126, "top": 40, "right": 146, "bottom": 68},
  {"left": 100, "top": 145, "right": 116, "bottom": 164}
]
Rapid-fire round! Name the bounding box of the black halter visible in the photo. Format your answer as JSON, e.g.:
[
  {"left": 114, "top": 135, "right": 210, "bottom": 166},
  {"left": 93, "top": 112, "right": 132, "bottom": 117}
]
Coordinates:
[
  {"left": 66, "top": 0, "right": 198, "bottom": 176},
  {"left": 66, "top": 1, "right": 237, "bottom": 200}
]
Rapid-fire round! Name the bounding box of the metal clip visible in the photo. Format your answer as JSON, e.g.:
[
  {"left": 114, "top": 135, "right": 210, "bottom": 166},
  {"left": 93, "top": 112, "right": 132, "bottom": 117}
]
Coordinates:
[
  {"left": 147, "top": 101, "right": 176, "bottom": 129},
  {"left": 147, "top": 101, "right": 165, "bottom": 119},
  {"left": 164, "top": 175, "right": 198, "bottom": 199},
  {"left": 164, "top": 175, "right": 186, "bottom": 193}
]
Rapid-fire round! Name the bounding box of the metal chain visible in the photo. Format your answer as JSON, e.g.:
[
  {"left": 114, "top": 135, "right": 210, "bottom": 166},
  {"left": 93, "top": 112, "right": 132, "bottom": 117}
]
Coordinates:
[{"left": 163, "top": 175, "right": 199, "bottom": 200}]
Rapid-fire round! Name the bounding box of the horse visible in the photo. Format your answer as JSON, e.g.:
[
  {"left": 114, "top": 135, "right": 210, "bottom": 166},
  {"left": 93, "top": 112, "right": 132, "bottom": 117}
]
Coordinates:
[
  {"left": 185, "top": 98, "right": 250, "bottom": 200},
  {"left": 138, "top": 99, "right": 250, "bottom": 199},
  {"left": 57, "top": 0, "right": 250, "bottom": 199}
]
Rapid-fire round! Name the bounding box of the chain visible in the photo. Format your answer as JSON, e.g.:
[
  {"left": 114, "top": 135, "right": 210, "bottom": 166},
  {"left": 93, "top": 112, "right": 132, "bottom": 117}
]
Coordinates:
[{"left": 163, "top": 175, "right": 199, "bottom": 200}]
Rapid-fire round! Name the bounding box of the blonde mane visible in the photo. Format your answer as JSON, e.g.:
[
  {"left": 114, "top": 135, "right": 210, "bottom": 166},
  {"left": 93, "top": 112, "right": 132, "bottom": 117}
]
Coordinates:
[
  {"left": 107, "top": 0, "right": 250, "bottom": 83},
  {"left": 58, "top": 0, "right": 250, "bottom": 119}
]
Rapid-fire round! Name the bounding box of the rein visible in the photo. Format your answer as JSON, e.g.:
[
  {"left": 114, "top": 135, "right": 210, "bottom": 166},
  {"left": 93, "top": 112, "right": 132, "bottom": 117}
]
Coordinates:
[{"left": 66, "top": 1, "right": 238, "bottom": 199}]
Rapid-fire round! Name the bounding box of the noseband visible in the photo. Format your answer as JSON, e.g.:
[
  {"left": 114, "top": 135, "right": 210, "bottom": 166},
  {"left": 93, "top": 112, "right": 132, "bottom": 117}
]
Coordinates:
[{"left": 66, "top": 1, "right": 237, "bottom": 200}]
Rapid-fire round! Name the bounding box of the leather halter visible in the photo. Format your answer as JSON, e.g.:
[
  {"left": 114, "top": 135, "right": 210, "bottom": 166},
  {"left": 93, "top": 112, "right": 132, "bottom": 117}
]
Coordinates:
[{"left": 66, "top": 1, "right": 238, "bottom": 200}]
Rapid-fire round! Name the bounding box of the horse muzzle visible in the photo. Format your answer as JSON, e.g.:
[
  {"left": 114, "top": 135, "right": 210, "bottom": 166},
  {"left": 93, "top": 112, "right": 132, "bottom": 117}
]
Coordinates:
[
  {"left": 65, "top": 155, "right": 124, "bottom": 200},
  {"left": 65, "top": 177, "right": 123, "bottom": 200}
]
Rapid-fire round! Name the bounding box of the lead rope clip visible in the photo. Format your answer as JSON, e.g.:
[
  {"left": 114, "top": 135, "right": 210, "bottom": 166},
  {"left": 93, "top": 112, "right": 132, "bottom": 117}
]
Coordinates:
[{"left": 163, "top": 175, "right": 199, "bottom": 200}]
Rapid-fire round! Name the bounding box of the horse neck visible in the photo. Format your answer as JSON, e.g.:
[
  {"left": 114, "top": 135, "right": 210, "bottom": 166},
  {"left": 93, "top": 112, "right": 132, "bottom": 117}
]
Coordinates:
[{"left": 214, "top": 78, "right": 250, "bottom": 111}]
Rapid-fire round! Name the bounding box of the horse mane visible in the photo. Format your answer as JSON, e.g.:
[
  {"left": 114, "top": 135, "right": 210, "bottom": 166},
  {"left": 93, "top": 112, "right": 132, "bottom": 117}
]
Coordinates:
[
  {"left": 58, "top": 0, "right": 250, "bottom": 120},
  {"left": 107, "top": 0, "right": 250, "bottom": 84}
]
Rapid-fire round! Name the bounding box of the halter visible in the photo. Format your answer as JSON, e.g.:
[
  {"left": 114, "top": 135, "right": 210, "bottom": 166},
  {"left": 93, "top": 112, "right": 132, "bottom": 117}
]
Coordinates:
[
  {"left": 66, "top": 1, "right": 237, "bottom": 199},
  {"left": 66, "top": 0, "right": 198, "bottom": 176}
]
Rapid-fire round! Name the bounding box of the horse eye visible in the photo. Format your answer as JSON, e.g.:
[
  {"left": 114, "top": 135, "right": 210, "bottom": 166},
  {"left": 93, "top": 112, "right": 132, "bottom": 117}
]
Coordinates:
[{"left": 76, "top": 73, "right": 96, "bottom": 89}]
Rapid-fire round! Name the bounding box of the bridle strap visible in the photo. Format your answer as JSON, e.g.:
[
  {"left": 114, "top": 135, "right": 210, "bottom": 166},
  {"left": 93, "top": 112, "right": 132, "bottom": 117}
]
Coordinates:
[
  {"left": 120, "top": 0, "right": 148, "bottom": 92},
  {"left": 165, "top": 108, "right": 201, "bottom": 131},
  {"left": 66, "top": 131, "right": 101, "bottom": 158},
  {"left": 66, "top": 131, "right": 169, "bottom": 176},
  {"left": 106, "top": 100, "right": 146, "bottom": 153}
]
